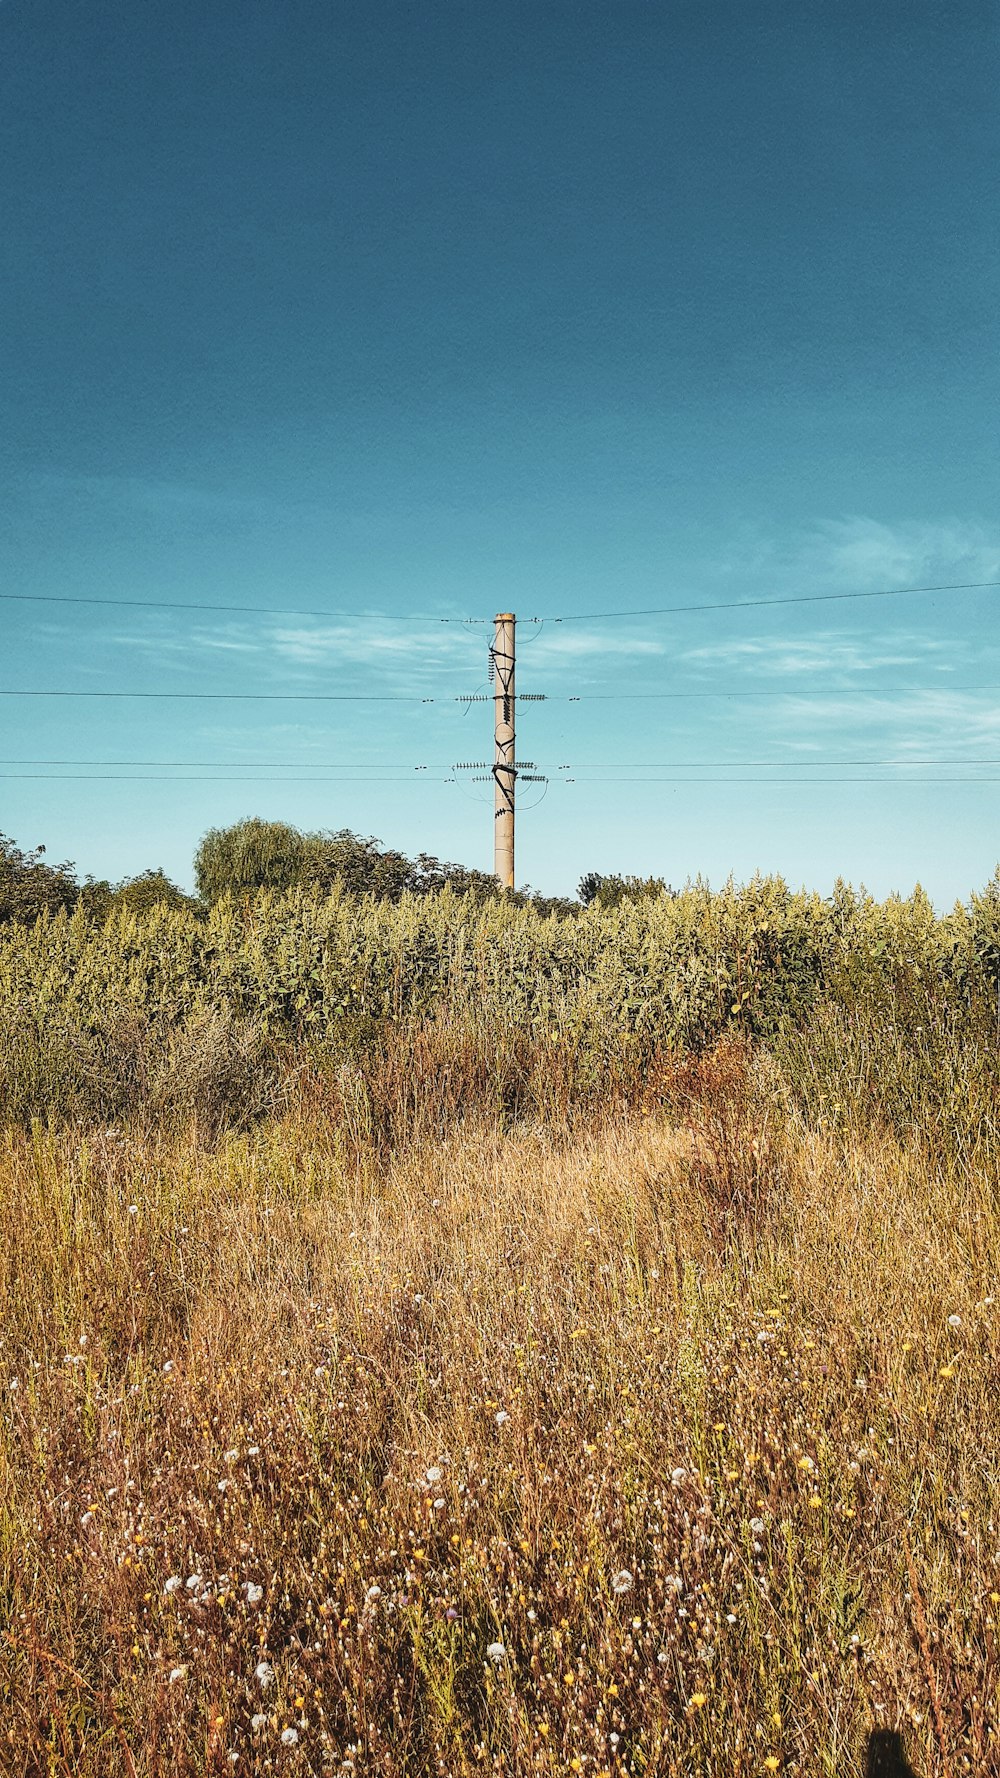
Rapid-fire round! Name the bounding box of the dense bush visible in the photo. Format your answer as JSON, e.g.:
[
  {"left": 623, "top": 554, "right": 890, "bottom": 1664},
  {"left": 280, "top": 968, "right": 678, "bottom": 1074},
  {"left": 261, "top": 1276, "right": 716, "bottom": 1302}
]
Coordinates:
[{"left": 1, "top": 871, "right": 999, "bottom": 1141}]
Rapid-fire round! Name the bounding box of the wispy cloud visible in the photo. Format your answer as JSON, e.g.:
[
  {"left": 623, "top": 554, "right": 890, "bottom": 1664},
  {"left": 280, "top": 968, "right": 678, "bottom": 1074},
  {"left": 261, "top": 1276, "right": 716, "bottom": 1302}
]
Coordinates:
[
  {"left": 678, "top": 630, "right": 968, "bottom": 678},
  {"left": 757, "top": 688, "right": 1000, "bottom": 753},
  {"left": 797, "top": 516, "right": 1000, "bottom": 591}
]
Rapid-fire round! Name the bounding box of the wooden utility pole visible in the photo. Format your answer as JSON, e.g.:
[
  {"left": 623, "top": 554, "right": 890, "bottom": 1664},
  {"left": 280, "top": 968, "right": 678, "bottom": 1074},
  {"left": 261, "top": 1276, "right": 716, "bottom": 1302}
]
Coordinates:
[{"left": 492, "top": 612, "right": 516, "bottom": 887}]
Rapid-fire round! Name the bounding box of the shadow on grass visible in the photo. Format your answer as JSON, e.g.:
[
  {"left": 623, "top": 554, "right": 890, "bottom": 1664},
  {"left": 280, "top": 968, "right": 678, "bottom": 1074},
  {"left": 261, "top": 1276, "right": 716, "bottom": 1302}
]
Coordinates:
[{"left": 866, "top": 1730, "right": 918, "bottom": 1776}]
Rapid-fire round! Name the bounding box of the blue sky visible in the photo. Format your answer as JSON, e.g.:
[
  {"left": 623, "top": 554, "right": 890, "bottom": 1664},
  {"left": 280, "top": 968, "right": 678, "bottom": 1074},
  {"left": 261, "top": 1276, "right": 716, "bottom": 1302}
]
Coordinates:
[{"left": 2, "top": 0, "right": 997, "bottom": 901}]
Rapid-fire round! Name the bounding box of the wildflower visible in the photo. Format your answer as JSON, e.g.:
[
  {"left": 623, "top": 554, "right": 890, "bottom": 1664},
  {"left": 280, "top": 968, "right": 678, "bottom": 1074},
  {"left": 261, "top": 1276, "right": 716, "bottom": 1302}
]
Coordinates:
[
  {"left": 162, "top": 1361, "right": 174, "bottom": 1374},
  {"left": 185, "top": 1575, "right": 202, "bottom": 1592},
  {"left": 486, "top": 1641, "right": 507, "bottom": 1663},
  {"left": 224, "top": 1449, "right": 238, "bottom": 1462},
  {"left": 939, "top": 1364, "right": 956, "bottom": 1379},
  {"left": 495, "top": 1409, "right": 511, "bottom": 1426},
  {"left": 808, "top": 1495, "right": 822, "bottom": 1511},
  {"left": 366, "top": 1585, "right": 382, "bottom": 1602},
  {"left": 749, "top": 1518, "right": 765, "bottom": 1536},
  {"left": 127, "top": 1204, "right": 139, "bottom": 1216},
  {"left": 433, "top": 1497, "right": 446, "bottom": 1510},
  {"left": 690, "top": 1692, "right": 707, "bottom": 1709},
  {"left": 948, "top": 1314, "right": 962, "bottom": 1328},
  {"left": 280, "top": 1727, "right": 299, "bottom": 1746},
  {"left": 426, "top": 1466, "right": 443, "bottom": 1484},
  {"left": 80, "top": 1511, "right": 94, "bottom": 1528},
  {"left": 611, "top": 1570, "right": 634, "bottom": 1595},
  {"left": 251, "top": 1715, "right": 267, "bottom": 1731},
  {"left": 255, "top": 1661, "right": 276, "bottom": 1690},
  {"left": 164, "top": 1576, "right": 182, "bottom": 1594},
  {"left": 245, "top": 1583, "right": 263, "bottom": 1605},
  {"left": 763, "top": 1761, "right": 780, "bottom": 1773},
  {"left": 168, "top": 1666, "right": 187, "bottom": 1684},
  {"left": 796, "top": 1456, "right": 814, "bottom": 1472}
]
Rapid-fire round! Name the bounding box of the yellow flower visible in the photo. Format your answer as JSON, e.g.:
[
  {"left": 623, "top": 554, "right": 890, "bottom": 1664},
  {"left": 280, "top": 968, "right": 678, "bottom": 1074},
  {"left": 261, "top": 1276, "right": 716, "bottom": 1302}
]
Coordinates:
[
  {"left": 939, "top": 1365, "right": 955, "bottom": 1379},
  {"left": 808, "top": 1494, "right": 822, "bottom": 1510},
  {"left": 763, "top": 1760, "right": 780, "bottom": 1773},
  {"left": 796, "top": 1456, "right": 814, "bottom": 1472},
  {"left": 690, "top": 1692, "right": 707, "bottom": 1709}
]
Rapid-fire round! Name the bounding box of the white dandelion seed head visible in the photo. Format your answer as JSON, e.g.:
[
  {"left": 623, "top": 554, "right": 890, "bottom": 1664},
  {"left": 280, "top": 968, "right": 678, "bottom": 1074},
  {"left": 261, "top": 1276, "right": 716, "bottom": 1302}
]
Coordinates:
[
  {"left": 495, "top": 1410, "right": 510, "bottom": 1427},
  {"left": 425, "top": 1466, "right": 443, "bottom": 1484},
  {"left": 164, "top": 1575, "right": 182, "bottom": 1594},
  {"left": 185, "top": 1574, "right": 202, "bottom": 1592},
  {"left": 611, "top": 1569, "right": 634, "bottom": 1595},
  {"left": 671, "top": 1467, "right": 686, "bottom": 1486},
  {"left": 251, "top": 1714, "right": 268, "bottom": 1732},
  {"left": 280, "top": 1727, "right": 299, "bottom": 1745},
  {"left": 433, "top": 1497, "right": 446, "bottom": 1510},
  {"left": 245, "top": 1582, "right": 263, "bottom": 1605},
  {"left": 486, "top": 1641, "right": 506, "bottom": 1663},
  {"left": 168, "top": 1665, "right": 188, "bottom": 1684},
  {"left": 255, "top": 1661, "right": 275, "bottom": 1690},
  {"left": 365, "top": 1585, "right": 382, "bottom": 1601},
  {"left": 948, "top": 1314, "right": 962, "bottom": 1328},
  {"left": 127, "top": 1204, "right": 139, "bottom": 1216}
]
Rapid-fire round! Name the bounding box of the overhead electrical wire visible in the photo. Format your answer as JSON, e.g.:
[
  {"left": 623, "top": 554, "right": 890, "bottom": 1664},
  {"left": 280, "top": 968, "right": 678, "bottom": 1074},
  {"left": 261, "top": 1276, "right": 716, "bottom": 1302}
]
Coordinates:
[
  {"left": 4, "top": 755, "right": 1000, "bottom": 769},
  {"left": 0, "top": 592, "right": 486, "bottom": 623},
  {"left": 0, "top": 773, "right": 456, "bottom": 783},
  {"left": 3, "top": 578, "right": 999, "bottom": 624},
  {"left": 536, "top": 580, "right": 1000, "bottom": 621},
  {"left": 3, "top": 681, "right": 999, "bottom": 702},
  {"left": 4, "top": 772, "right": 996, "bottom": 786}
]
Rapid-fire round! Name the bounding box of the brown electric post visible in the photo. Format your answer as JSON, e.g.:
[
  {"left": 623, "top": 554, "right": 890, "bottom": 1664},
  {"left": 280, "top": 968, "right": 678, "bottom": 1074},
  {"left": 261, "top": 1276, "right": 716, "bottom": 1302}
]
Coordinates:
[{"left": 492, "top": 612, "right": 516, "bottom": 887}]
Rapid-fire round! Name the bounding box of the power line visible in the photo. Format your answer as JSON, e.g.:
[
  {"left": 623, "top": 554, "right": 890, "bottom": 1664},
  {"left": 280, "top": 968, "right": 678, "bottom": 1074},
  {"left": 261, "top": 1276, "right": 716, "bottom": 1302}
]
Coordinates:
[
  {"left": 3, "top": 772, "right": 996, "bottom": 786},
  {"left": 3, "top": 681, "right": 999, "bottom": 702},
  {"left": 557, "top": 776, "right": 1000, "bottom": 785},
  {"left": 0, "top": 592, "right": 486, "bottom": 623},
  {"left": 0, "top": 773, "right": 455, "bottom": 783},
  {"left": 4, "top": 578, "right": 999, "bottom": 624},
  {"left": 4, "top": 755, "right": 1000, "bottom": 769},
  {"left": 549, "top": 682, "right": 1000, "bottom": 701},
  {"left": 0, "top": 690, "right": 441, "bottom": 701},
  {"left": 538, "top": 580, "right": 1000, "bottom": 621}
]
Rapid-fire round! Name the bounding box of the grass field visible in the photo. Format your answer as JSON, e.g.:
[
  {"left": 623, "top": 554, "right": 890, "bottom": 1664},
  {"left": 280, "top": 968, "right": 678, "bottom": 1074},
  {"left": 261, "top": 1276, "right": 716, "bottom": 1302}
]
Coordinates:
[{"left": 2, "top": 886, "right": 999, "bottom": 1775}]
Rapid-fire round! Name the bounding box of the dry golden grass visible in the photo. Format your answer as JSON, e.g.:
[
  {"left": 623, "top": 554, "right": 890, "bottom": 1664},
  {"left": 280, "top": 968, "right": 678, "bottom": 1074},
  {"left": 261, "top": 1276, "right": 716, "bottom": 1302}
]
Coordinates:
[{"left": 2, "top": 1063, "right": 998, "bottom": 1776}]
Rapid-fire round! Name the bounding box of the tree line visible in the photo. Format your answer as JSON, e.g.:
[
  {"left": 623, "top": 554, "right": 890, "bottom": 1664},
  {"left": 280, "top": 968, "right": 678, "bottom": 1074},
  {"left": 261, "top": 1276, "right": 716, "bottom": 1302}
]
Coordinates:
[{"left": 0, "top": 818, "right": 671, "bottom": 926}]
